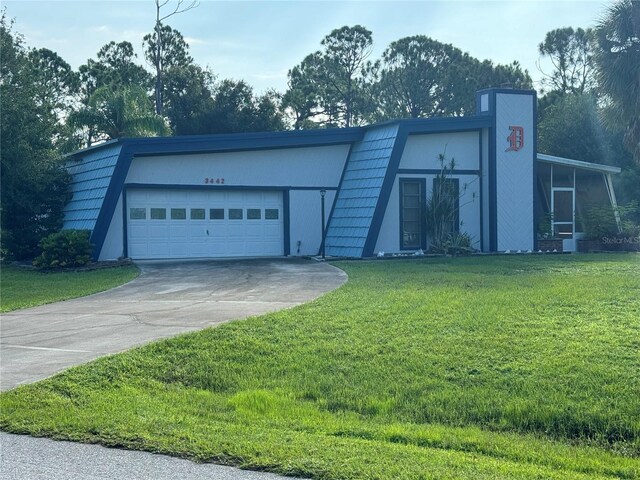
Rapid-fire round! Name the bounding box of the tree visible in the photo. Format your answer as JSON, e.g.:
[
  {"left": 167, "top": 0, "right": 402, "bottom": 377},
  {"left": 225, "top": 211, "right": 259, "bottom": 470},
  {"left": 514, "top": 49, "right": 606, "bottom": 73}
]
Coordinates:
[
  {"left": 69, "top": 85, "right": 169, "bottom": 144},
  {"left": 148, "top": 0, "right": 198, "bottom": 115},
  {"left": 282, "top": 53, "right": 326, "bottom": 130},
  {"left": 372, "top": 37, "right": 532, "bottom": 121},
  {"left": 538, "top": 27, "right": 596, "bottom": 95},
  {"left": 284, "top": 25, "right": 375, "bottom": 128},
  {"left": 27, "top": 47, "right": 78, "bottom": 118},
  {"left": 538, "top": 93, "right": 608, "bottom": 163},
  {"left": 595, "top": 0, "right": 640, "bottom": 164},
  {"left": 374, "top": 36, "right": 472, "bottom": 120},
  {"left": 77, "top": 41, "right": 151, "bottom": 105},
  {"left": 162, "top": 63, "right": 216, "bottom": 135},
  {"left": 1, "top": 14, "right": 71, "bottom": 259},
  {"left": 199, "top": 79, "right": 285, "bottom": 134}
]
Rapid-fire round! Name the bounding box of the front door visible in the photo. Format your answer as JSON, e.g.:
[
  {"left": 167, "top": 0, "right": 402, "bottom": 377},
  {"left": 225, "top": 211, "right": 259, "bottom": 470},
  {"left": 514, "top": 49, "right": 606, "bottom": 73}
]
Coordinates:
[{"left": 552, "top": 188, "right": 575, "bottom": 252}]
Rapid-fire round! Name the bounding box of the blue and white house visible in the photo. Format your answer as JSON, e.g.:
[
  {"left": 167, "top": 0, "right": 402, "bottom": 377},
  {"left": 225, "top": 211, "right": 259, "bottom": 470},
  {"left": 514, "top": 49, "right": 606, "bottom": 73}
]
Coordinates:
[{"left": 64, "top": 88, "right": 620, "bottom": 260}]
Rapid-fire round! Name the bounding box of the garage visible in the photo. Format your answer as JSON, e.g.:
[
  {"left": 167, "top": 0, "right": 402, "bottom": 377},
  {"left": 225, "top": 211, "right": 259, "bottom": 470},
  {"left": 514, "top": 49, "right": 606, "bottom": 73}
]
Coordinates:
[{"left": 126, "top": 188, "right": 284, "bottom": 259}]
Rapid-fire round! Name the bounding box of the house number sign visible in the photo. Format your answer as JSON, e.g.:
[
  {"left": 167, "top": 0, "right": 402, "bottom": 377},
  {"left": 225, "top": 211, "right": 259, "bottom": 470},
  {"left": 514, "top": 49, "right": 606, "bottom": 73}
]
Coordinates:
[{"left": 204, "top": 177, "right": 225, "bottom": 184}]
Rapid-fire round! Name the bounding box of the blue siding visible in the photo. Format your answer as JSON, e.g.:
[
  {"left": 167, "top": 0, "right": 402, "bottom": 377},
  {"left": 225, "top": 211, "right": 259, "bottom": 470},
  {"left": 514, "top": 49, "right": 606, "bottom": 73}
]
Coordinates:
[
  {"left": 324, "top": 125, "right": 400, "bottom": 257},
  {"left": 63, "top": 144, "right": 122, "bottom": 231}
]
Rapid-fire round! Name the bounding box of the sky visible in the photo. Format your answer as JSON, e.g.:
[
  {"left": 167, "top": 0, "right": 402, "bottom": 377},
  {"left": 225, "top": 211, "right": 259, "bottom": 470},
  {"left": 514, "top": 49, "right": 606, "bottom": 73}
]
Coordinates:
[{"left": 3, "top": 0, "right": 613, "bottom": 94}]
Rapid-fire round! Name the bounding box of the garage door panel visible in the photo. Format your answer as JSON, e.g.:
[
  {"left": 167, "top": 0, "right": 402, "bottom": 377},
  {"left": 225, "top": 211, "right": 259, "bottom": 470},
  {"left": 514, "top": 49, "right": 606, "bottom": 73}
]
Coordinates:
[{"left": 127, "top": 189, "right": 284, "bottom": 259}]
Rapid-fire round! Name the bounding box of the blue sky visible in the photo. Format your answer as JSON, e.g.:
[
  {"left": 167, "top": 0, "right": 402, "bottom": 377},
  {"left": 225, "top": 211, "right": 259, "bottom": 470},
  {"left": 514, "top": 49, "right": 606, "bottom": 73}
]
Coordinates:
[{"left": 4, "top": 0, "right": 612, "bottom": 94}]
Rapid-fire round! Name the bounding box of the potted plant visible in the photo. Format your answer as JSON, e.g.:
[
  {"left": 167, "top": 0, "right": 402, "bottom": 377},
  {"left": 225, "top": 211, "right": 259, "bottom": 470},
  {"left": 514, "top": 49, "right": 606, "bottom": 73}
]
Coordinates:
[{"left": 536, "top": 213, "right": 563, "bottom": 252}]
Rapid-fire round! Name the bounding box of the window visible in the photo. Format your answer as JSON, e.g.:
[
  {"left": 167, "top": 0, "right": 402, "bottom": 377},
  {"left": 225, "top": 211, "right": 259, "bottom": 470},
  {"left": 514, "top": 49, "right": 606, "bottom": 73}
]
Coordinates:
[
  {"left": 400, "top": 180, "right": 425, "bottom": 250},
  {"left": 433, "top": 178, "right": 460, "bottom": 235},
  {"left": 130, "top": 208, "right": 146, "bottom": 220},
  {"left": 150, "top": 208, "right": 166, "bottom": 220},
  {"left": 210, "top": 208, "right": 224, "bottom": 220},
  {"left": 171, "top": 208, "right": 186, "bottom": 220},
  {"left": 265, "top": 209, "right": 279, "bottom": 220},
  {"left": 229, "top": 208, "right": 243, "bottom": 220},
  {"left": 247, "top": 208, "right": 261, "bottom": 220},
  {"left": 190, "top": 208, "right": 205, "bottom": 220}
]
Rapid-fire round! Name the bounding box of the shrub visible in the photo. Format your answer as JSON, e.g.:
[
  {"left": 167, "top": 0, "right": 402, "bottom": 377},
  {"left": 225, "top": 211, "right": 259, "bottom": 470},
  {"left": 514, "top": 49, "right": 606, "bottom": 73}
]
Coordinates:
[
  {"left": 33, "top": 230, "right": 93, "bottom": 269},
  {"left": 429, "top": 231, "right": 476, "bottom": 256}
]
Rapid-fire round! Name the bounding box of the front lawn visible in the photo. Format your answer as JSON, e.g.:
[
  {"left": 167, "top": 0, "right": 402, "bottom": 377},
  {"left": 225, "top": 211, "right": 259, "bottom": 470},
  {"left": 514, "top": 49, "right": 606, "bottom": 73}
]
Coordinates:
[
  {"left": 0, "top": 264, "right": 139, "bottom": 312},
  {"left": 1, "top": 255, "right": 639, "bottom": 479}
]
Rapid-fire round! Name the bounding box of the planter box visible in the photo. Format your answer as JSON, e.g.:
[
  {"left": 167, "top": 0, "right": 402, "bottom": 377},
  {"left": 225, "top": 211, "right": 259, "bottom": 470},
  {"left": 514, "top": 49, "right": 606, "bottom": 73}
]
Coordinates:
[
  {"left": 538, "top": 239, "right": 563, "bottom": 252},
  {"left": 577, "top": 239, "right": 602, "bottom": 252}
]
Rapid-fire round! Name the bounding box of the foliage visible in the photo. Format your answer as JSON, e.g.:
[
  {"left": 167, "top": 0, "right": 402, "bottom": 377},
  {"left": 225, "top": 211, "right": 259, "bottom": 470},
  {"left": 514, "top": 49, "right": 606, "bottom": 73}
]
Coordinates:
[
  {"left": 77, "top": 41, "right": 151, "bottom": 102},
  {"left": 143, "top": 21, "right": 194, "bottom": 115},
  {"left": 0, "top": 13, "right": 71, "bottom": 260},
  {"left": 366, "top": 36, "right": 532, "bottom": 122},
  {"left": 428, "top": 231, "right": 475, "bottom": 256},
  {"left": 538, "top": 93, "right": 608, "bottom": 163},
  {"left": 374, "top": 36, "right": 471, "bottom": 119},
  {"left": 1, "top": 256, "right": 638, "bottom": 478},
  {"left": 69, "top": 85, "right": 169, "bottom": 143},
  {"left": 284, "top": 25, "right": 375, "bottom": 128},
  {"left": 0, "top": 264, "right": 139, "bottom": 312},
  {"left": 538, "top": 27, "right": 596, "bottom": 95},
  {"left": 425, "top": 153, "right": 475, "bottom": 252},
  {"left": 162, "top": 64, "right": 215, "bottom": 134},
  {"left": 578, "top": 204, "right": 619, "bottom": 240},
  {"left": 537, "top": 212, "right": 555, "bottom": 239},
  {"left": 32, "top": 230, "right": 93, "bottom": 269},
  {"left": 595, "top": 0, "right": 640, "bottom": 164}
]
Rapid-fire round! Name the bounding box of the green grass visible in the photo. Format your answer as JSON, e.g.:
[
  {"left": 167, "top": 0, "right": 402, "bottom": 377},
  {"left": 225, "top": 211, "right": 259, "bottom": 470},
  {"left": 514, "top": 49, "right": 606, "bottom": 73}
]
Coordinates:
[
  {"left": 0, "top": 264, "right": 140, "bottom": 312},
  {"left": 1, "top": 254, "right": 639, "bottom": 479}
]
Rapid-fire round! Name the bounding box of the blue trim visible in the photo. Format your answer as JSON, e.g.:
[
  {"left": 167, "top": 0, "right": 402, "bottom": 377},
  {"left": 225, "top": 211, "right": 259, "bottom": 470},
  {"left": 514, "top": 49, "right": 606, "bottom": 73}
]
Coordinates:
[
  {"left": 90, "top": 145, "right": 135, "bottom": 260},
  {"left": 397, "top": 169, "right": 480, "bottom": 176},
  {"left": 69, "top": 129, "right": 364, "bottom": 159},
  {"left": 399, "top": 177, "right": 427, "bottom": 251},
  {"left": 283, "top": 190, "right": 290, "bottom": 256},
  {"left": 124, "top": 183, "right": 337, "bottom": 192},
  {"left": 402, "top": 117, "right": 491, "bottom": 135},
  {"left": 363, "top": 125, "right": 409, "bottom": 257},
  {"left": 478, "top": 131, "right": 484, "bottom": 250},
  {"left": 371, "top": 115, "right": 491, "bottom": 132},
  {"left": 488, "top": 90, "right": 498, "bottom": 251},
  {"left": 532, "top": 91, "right": 539, "bottom": 250}
]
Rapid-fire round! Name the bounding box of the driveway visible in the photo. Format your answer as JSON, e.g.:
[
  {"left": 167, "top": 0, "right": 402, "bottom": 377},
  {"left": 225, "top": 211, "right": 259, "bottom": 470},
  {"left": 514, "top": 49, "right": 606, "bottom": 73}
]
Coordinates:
[{"left": 1, "top": 258, "right": 347, "bottom": 391}]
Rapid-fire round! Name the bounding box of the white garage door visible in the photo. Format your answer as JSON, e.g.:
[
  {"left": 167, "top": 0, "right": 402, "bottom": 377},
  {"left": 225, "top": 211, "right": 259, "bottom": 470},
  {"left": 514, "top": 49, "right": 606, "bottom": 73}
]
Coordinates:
[{"left": 127, "top": 189, "right": 284, "bottom": 259}]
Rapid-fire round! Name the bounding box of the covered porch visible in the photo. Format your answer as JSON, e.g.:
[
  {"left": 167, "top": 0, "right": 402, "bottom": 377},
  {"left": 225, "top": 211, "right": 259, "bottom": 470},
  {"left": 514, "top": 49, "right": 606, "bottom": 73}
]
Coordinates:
[{"left": 535, "top": 154, "right": 621, "bottom": 252}]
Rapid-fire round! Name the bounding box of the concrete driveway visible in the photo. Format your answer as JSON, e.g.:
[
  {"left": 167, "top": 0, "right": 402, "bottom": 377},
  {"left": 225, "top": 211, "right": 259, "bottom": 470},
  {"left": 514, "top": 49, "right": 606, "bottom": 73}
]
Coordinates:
[{"left": 1, "top": 258, "right": 347, "bottom": 391}]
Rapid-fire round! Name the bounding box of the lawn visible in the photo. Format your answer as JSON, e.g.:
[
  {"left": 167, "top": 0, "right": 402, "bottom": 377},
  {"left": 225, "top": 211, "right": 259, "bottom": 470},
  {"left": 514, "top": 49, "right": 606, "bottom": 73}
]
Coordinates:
[
  {"left": 1, "top": 254, "right": 639, "bottom": 479},
  {"left": 0, "top": 264, "right": 140, "bottom": 312}
]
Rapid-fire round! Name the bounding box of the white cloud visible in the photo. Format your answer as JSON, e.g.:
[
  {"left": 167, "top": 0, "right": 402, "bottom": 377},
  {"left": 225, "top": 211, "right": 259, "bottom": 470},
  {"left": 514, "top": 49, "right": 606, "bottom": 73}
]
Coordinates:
[{"left": 184, "top": 36, "right": 207, "bottom": 46}]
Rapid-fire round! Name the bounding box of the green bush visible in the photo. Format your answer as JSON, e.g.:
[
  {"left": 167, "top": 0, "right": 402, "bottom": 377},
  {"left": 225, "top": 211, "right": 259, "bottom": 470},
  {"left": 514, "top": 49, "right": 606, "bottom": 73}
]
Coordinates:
[
  {"left": 429, "top": 231, "right": 476, "bottom": 256},
  {"left": 33, "top": 230, "right": 93, "bottom": 269}
]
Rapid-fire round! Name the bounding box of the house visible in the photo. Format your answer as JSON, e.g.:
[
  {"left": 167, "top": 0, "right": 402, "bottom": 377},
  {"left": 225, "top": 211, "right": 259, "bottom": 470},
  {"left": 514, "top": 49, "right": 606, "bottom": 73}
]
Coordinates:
[{"left": 63, "top": 88, "right": 620, "bottom": 260}]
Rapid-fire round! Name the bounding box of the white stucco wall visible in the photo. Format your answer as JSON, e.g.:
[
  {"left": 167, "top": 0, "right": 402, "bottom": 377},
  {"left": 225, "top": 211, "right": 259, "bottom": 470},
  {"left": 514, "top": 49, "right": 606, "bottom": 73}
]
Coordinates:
[
  {"left": 495, "top": 93, "right": 534, "bottom": 251},
  {"left": 289, "top": 189, "right": 336, "bottom": 256},
  {"left": 125, "top": 145, "right": 350, "bottom": 188},
  {"left": 400, "top": 132, "right": 480, "bottom": 171},
  {"left": 99, "top": 193, "right": 124, "bottom": 261},
  {"left": 481, "top": 128, "right": 490, "bottom": 252},
  {"left": 374, "top": 174, "right": 481, "bottom": 254}
]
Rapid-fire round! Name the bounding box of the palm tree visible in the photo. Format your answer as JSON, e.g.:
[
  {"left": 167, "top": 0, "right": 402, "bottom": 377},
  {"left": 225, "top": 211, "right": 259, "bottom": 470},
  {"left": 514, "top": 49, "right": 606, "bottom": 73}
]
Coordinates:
[
  {"left": 594, "top": 0, "right": 640, "bottom": 163},
  {"left": 70, "top": 85, "right": 169, "bottom": 147}
]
